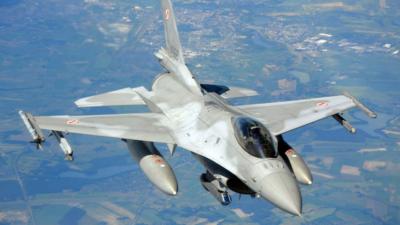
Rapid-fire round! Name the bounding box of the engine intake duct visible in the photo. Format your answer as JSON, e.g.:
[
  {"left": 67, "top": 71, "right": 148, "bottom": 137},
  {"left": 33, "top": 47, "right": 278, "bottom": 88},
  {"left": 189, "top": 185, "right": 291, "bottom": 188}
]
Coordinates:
[
  {"left": 200, "top": 173, "right": 232, "bottom": 205},
  {"left": 226, "top": 177, "right": 255, "bottom": 195}
]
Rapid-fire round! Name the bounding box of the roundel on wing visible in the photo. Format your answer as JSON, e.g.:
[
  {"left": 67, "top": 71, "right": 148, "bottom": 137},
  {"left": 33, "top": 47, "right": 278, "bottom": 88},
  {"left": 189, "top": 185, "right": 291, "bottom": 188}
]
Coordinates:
[
  {"left": 316, "top": 101, "right": 329, "bottom": 108},
  {"left": 66, "top": 119, "right": 79, "bottom": 125}
]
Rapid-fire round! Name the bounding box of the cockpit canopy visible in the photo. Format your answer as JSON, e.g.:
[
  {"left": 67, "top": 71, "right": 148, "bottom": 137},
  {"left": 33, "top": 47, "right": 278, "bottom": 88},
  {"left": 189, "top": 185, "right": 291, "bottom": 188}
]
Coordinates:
[{"left": 232, "top": 116, "right": 277, "bottom": 158}]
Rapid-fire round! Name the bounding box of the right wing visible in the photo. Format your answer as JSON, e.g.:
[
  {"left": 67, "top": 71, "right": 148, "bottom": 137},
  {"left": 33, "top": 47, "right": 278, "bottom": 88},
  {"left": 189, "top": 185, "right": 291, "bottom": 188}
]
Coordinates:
[
  {"left": 32, "top": 113, "right": 174, "bottom": 144},
  {"left": 236, "top": 94, "right": 376, "bottom": 135}
]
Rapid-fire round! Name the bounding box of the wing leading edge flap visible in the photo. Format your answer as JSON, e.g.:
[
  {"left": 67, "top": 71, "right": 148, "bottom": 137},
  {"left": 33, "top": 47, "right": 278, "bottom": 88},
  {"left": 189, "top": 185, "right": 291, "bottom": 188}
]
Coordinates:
[
  {"left": 74, "top": 87, "right": 146, "bottom": 108},
  {"left": 33, "top": 113, "right": 175, "bottom": 144},
  {"left": 236, "top": 95, "right": 357, "bottom": 135}
]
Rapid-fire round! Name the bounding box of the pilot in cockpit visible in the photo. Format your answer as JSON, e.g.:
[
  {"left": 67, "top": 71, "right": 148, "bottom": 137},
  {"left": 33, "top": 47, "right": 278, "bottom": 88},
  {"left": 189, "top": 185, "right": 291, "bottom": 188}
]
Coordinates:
[{"left": 233, "top": 116, "right": 277, "bottom": 159}]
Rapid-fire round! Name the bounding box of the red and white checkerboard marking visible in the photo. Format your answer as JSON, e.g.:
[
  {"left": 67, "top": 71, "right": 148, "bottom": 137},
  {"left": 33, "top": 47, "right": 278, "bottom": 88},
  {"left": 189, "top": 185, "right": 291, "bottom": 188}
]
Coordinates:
[
  {"left": 316, "top": 101, "right": 329, "bottom": 108},
  {"left": 164, "top": 9, "right": 170, "bottom": 20},
  {"left": 66, "top": 119, "right": 79, "bottom": 125}
]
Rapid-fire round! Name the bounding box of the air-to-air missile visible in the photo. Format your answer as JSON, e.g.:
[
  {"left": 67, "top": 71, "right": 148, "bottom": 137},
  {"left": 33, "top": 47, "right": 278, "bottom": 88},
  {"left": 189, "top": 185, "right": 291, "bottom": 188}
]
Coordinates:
[
  {"left": 277, "top": 135, "right": 313, "bottom": 185},
  {"left": 332, "top": 113, "right": 356, "bottom": 133},
  {"left": 19, "top": 110, "right": 75, "bottom": 160},
  {"left": 124, "top": 139, "right": 178, "bottom": 195},
  {"left": 343, "top": 91, "right": 377, "bottom": 119},
  {"left": 51, "top": 130, "right": 74, "bottom": 161},
  {"left": 19, "top": 110, "right": 45, "bottom": 149}
]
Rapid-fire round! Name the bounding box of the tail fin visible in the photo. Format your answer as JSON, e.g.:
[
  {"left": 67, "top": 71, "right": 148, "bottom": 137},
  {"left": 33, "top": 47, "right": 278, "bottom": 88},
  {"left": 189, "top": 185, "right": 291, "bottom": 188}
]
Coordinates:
[
  {"left": 161, "top": 0, "right": 184, "bottom": 64},
  {"left": 156, "top": 0, "right": 202, "bottom": 96}
]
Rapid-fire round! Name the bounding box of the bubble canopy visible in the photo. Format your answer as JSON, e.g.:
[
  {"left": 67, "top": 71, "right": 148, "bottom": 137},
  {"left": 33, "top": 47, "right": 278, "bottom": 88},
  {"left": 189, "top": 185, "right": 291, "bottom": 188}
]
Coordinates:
[{"left": 232, "top": 116, "right": 277, "bottom": 158}]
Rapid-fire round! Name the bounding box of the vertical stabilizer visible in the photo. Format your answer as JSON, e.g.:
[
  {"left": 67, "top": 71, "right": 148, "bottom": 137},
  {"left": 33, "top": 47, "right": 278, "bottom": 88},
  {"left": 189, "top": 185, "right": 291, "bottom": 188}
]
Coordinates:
[
  {"left": 156, "top": 0, "right": 202, "bottom": 96},
  {"left": 161, "top": 0, "right": 184, "bottom": 64}
]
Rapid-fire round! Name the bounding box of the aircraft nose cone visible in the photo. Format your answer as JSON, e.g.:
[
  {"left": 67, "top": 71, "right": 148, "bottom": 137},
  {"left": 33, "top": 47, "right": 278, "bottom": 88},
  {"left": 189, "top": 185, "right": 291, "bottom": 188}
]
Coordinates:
[{"left": 260, "top": 172, "right": 302, "bottom": 216}]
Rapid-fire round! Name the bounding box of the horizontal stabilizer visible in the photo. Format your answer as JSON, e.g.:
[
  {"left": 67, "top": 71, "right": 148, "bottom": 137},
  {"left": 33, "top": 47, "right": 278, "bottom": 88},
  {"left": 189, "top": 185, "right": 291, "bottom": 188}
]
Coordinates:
[
  {"left": 200, "top": 84, "right": 258, "bottom": 99},
  {"left": 74, "top": 87, "right": 146, "bottom": 108}
]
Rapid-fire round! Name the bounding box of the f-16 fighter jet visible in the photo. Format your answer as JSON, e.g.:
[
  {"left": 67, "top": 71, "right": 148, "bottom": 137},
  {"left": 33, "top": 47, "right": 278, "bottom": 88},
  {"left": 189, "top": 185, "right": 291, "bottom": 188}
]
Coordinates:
[{"left": 19, "top": 0, "right": 377, "bottom": 216}]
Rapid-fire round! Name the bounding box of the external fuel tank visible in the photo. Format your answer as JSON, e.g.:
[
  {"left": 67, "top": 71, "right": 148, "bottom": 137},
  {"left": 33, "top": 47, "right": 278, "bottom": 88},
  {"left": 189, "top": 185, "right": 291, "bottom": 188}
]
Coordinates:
[
  {"left": 277, "top": 136, "right": 313, "bottom": 185},
  {"left": 125, "top": 140, "right": 178, "bottom": 195}
]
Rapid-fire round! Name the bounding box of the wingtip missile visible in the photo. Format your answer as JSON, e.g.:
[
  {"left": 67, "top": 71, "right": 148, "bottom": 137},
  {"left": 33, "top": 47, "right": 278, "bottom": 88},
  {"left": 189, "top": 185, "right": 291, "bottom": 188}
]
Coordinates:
[
  {"left": 19, "top": 110, "right": 45, "bottom": 148},
  {"left": 342, "top": 91, "right": 377, "bottom": 118}
]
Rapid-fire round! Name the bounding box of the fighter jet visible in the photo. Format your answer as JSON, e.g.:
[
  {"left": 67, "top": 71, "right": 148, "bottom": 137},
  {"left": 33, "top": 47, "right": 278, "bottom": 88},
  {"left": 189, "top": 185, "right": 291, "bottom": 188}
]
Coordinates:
[{"left": 19, "top": 0, "right": 377, "bottom": 216}]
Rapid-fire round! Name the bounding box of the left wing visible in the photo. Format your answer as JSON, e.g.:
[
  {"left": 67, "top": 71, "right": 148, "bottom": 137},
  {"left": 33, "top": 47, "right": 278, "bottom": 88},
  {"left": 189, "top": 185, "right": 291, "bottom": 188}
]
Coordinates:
[
  {"left": 236, "top": 94, "right": 376, "bottom": 135},
  {"left": 32, "top": 113, "right": 175, "bottom": 144}
]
